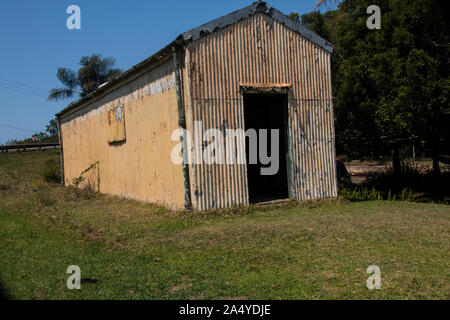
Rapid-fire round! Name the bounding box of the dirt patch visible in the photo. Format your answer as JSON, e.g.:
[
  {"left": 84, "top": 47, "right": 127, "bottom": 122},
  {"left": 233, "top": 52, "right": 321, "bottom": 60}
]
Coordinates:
[
  {"left": 170, "top": 276, "right": 194, "bottom": 292},
  {"left": 170, "top": 283, "right": 193, "bottom": 292}
]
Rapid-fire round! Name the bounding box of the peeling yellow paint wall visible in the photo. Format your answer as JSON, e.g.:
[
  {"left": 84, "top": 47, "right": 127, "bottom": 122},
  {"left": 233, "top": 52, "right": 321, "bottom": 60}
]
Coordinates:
[{"left": 60, "top": 59, "right": 185, "bottom": 210}]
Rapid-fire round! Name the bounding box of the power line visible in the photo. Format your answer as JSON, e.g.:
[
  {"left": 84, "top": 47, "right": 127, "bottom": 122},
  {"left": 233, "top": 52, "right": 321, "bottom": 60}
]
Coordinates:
[
  {"left": 0, "top": 123, "right": 39, "bottom": 132},
  {"left": 0, "top": 83, "right": 47, "bottom": 98},
  {"left": 0, "top": 84, "right": 47, "bottom": 98},
  {"left": 0, "top": 80, "right": 48, "bottom": 96},
  {"left": 0, "top": 77, "right": 49, "bottom": 98},
  {"left": 0, "top": 77, "right": 48, "bottom": 94}
]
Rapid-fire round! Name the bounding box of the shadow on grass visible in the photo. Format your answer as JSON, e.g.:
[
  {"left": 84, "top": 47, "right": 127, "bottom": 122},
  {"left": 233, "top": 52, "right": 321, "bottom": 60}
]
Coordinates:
[
  {"left": 338, "top": 161, "right": 450, "bottom": 204},
  {"left": 0, "top": 280, "right": 12, "bottom": 300}
]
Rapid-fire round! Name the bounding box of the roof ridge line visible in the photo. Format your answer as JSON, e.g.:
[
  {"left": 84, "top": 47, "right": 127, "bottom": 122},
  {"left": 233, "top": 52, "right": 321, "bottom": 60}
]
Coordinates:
[{"left": 181, "top": 1, "right": 333, "bottom": 53}]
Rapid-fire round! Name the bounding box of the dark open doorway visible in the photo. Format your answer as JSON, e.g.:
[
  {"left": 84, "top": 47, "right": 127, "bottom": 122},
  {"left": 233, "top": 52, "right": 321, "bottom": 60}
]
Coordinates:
[{"left": 244, "top": 94, "right": 289, "bottom": 204}]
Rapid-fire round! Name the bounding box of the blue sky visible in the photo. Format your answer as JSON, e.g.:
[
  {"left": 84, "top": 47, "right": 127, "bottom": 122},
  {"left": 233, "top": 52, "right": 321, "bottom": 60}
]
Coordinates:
[{"left": 0, "top": 0, "right": 322, "bottom": 144}]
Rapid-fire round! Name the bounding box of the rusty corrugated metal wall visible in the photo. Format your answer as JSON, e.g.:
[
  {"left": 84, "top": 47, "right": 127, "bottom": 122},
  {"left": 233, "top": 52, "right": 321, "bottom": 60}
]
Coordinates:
[{"left": 184, "top": 12, "right": 337, "bottom": 210}]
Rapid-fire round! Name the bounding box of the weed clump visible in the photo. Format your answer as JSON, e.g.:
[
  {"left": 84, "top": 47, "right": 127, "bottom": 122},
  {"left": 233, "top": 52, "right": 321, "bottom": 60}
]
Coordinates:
[
  {"left": 41, "top": 159, "right": 61, "bottom": 184},
  {"left": 63, "top": 185, "right": 98, "bottom": 201}
]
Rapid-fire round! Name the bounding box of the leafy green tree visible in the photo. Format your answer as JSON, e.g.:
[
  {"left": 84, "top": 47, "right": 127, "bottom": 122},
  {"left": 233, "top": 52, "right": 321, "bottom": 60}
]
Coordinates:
[
  {"left": 288, "top": 12, "right": 300, "bottom": 23},
  {"left": 331, "top": 0, "right": 449, "bottom": 173},
  {"left": 48, "top": 54, "right": 121, "bottom": 101},
  {"left": 300, "top": 11, "right": 330, "bottom": 40},
  {"left": 46, "top": 118, "right": 58, "bottom": 137},
  {"left": 9, "top": 118, "right": 61, "bottom": 145}
]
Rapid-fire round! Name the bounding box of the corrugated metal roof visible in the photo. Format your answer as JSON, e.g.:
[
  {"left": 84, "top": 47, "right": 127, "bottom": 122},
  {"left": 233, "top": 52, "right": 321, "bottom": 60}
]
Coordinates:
[
  {"left": 57, "top": 1, "right": 333, "bottom": 119},
  {"left": 182, "top": 1, "right": 333, "bottom": 52}
]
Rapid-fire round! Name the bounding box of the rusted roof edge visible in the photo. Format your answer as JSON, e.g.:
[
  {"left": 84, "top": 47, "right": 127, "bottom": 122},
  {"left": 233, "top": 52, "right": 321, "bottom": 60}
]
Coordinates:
[{"left": 182, "top": 1, "right": 334, "bottom": 53}]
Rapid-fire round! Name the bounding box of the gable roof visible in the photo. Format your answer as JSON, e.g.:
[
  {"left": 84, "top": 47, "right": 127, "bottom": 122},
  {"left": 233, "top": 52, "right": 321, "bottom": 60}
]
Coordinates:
[
  {"left": 182, "top": 1, "right": 333, "bottom": 52},
  {"left": 57, "top": 1, "right": 333, "bottom": 119}
]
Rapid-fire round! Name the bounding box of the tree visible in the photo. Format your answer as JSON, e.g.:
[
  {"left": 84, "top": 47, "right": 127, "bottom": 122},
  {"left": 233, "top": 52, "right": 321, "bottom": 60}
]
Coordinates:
[
  {"left": 9, "top": 118, "right": 61, "bottom": 145},
  {"left": 288, "top": 12, "right": 300, "bottom": 23},
  {"left": 300, "top": 11, "right": 329, "bottom": 40},
  {"left": 46, "top": 118, "right": 59, "bottom": 137},
  {"left": 48, "top": 54, "right": 122, "bottom": 101},
  {"left": 332, "top": 0, "right": 449, "bottom": 174},
  {"left": 313, "top": 0, "right": 343, "bottom": 11}
]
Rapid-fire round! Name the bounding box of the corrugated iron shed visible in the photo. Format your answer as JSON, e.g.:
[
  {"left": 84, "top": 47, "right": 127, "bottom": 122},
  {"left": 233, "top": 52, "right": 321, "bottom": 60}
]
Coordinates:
[{"left": 57, "top": 1, "right": 338, "bottom": 211}]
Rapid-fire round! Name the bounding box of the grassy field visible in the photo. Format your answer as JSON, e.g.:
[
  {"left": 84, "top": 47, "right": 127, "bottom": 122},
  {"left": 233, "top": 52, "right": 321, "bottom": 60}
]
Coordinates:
[{"left": 0, "top": 150, "right": 449, "bottom": 300}]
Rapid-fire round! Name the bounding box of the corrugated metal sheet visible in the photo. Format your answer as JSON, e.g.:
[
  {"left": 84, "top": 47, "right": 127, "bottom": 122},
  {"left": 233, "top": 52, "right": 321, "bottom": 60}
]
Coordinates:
[{"left": 185, "top": 12, "right": 337, "bottom": 210}]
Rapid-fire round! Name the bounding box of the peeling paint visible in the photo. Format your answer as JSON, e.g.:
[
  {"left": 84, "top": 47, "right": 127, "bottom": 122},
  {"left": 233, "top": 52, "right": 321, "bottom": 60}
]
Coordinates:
[
  {"left": 58, "top": 4, "right": 337, "bottom": 212},
  {"left": 60, "top": 60, "right": 185, "bottom": 210},
  {"left": 185, "top": 13, "right": 337, "bottom": 210}
]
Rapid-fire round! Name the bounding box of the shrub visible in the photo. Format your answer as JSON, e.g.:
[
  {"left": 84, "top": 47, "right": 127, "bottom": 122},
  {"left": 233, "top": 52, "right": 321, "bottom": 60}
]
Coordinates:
[{"left": 41, "top": 159, "right": 61, "bottom": 184}]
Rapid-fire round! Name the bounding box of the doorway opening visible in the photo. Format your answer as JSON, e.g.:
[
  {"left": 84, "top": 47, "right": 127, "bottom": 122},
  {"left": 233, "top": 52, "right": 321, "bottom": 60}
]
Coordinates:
[{"left": 243, "top": 93, "right": 289, "bottom": 204}]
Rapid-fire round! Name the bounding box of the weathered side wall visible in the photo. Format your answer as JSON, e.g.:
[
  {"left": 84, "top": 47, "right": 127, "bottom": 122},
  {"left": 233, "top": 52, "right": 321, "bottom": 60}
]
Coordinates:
[
  {"left": 185, "top": 12, "right": 337, "bottom": 210},
  {"left": 60, "top": 59, "right": 185, "bottom": 210}
]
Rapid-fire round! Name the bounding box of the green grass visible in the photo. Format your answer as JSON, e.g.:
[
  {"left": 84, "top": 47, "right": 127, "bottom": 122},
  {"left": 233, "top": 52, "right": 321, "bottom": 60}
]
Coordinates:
[{"left": 0, "top": 150, "right": 449, "bottom": 300}]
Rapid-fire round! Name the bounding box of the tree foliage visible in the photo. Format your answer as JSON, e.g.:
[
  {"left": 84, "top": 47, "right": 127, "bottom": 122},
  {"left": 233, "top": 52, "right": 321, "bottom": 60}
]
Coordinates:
[
  {"left": 48, "top": 54, "right": 122, "bottom": 101},
  {"left": 288, "top": 12, "right": 300, "bottom": 23},
  {"left": 45, "top": 118, "right": 59, "bottom": 137},
  {"left": 302, "top": 0, "right": 449, "bottom": 173},
  {"left": 7, "top": 118, "right": 60, "bottom": 145}
]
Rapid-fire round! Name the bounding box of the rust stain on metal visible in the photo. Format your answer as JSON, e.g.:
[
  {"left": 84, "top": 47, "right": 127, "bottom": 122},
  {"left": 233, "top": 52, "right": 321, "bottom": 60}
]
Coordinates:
[
  {"left": 239, "top": 83, "right": 292, "bottom": 94},
  {"left": 184, "top": 12, "right": 337, "bottom": 210}
]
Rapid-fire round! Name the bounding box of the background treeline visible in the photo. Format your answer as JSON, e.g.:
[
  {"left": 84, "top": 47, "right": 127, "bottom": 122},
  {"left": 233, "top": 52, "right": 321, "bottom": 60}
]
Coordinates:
[
  {"left": 5, "top": 119, "right": 59, "bottom": 145},
  {"left": 296, "top": 0, "right": 449, "bottom": 174}
]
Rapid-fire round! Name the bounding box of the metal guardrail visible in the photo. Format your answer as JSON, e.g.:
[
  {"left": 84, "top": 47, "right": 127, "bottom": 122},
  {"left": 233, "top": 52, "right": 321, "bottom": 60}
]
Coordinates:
[{"left": 0, "top": 143, "right": 60, "bottom": 153}]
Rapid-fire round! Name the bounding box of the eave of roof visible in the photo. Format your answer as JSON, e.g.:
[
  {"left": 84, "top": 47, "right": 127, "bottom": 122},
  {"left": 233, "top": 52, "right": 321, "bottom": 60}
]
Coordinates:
[
  {"left": 56, "top": 40, "right": 177, "bottom": 119},
  {"left": 57, "top": 1, "right": 333, "bottom": 119}
]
